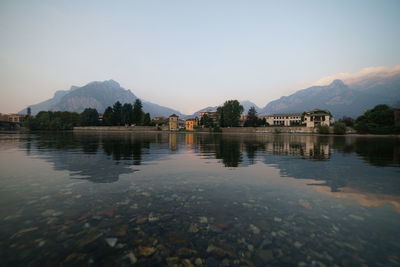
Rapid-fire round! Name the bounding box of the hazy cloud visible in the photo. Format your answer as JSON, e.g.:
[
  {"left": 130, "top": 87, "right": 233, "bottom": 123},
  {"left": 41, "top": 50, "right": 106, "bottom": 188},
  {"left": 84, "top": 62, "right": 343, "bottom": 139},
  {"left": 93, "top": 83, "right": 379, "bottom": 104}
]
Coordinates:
[{"left": 314, "top": 65, "right": 400, "bottom": 86}]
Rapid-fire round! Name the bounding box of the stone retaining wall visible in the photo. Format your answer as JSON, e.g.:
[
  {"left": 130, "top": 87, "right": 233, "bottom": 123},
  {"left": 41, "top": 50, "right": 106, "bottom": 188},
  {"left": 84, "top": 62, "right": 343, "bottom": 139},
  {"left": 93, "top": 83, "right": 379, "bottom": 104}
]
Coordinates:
[
  {"left": 73, "top": 126, "right": 159, "bottom": 132},
  {"left": 221, "top": 126, "right": 315, "bottom": 134}
]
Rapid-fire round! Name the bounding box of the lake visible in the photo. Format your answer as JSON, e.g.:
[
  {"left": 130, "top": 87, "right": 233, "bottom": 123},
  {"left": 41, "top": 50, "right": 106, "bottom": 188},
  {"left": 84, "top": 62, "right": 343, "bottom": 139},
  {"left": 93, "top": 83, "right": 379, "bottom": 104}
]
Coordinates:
[{"left": 0, "top": 132, "right": 399, "bottom": 266}]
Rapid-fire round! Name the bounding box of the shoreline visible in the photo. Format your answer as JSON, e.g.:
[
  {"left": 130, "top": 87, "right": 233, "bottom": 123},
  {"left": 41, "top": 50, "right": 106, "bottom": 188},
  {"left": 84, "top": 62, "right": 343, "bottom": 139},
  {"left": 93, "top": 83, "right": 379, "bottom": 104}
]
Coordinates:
[{"left": 71, "top": 126, "right": 400, "bottom": 138}]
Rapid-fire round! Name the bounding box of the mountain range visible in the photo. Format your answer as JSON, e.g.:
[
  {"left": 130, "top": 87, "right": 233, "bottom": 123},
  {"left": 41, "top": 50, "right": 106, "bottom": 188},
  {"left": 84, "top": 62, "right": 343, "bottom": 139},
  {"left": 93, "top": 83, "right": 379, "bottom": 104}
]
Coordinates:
[
  {"left": 24, "top": 80, "right": 183, "bottom": 118},
  {"left": 261, "top": 72, "right": 399, "bottom": 118},
  {"left": 23, "top": 70, "right": 400, "bottom": 119}
]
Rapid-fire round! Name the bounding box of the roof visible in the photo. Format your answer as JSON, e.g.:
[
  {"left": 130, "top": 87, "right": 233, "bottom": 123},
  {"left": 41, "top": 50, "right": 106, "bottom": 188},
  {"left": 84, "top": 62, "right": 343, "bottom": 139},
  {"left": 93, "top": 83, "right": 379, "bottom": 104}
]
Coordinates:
[
  {"left": 305, "top": 109, "right": 331, "bottom": 115},
  {"left": 185, "top": 118, "right": 197, "bottom": 121},
  {"left": 169, "top": 114, "right": 179, "bottom": 117},
  {"left": 267, "top": 113, "right": 302, "bottom": 117}
]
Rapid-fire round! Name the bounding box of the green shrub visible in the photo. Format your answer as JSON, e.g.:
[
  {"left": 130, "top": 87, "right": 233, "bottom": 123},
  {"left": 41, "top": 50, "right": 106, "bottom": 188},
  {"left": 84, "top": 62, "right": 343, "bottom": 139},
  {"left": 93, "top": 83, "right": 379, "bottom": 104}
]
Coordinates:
[
  {"left": 317, "top": 125, "right": 330, "bottom": 134},
  {"left": 354, "top": 104, "right": 396, "bottom": 134},
  {"left": 333, "top": 122, "right": 346, "bottom": 135}
]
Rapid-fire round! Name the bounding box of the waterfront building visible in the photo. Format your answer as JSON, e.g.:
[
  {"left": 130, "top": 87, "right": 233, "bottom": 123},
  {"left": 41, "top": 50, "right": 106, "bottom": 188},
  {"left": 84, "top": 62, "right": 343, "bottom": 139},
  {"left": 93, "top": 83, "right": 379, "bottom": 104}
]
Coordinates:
[
  {"left": 0, "top": 113, "right": 25, "bottom": 123},
  {"left": 263, "top": 109, "right": 333, "bottom": 127},
  {"left": 198, "top": 110, "right": 218, "bottom": 122},
  {"left": 264, "top": 113, "right": 303, "bottom": 126},
  {"left": 303, "top": 110, "right": 333, "bottom": 128},
  {"left": 185, "top": 118, "right": 198, "bottom": 131},
  {"left": 168, "top": 114, "right": 179, "bottom": 131},
  {"left": 153, "top": 117, "right": 166, "bottom": 121}
]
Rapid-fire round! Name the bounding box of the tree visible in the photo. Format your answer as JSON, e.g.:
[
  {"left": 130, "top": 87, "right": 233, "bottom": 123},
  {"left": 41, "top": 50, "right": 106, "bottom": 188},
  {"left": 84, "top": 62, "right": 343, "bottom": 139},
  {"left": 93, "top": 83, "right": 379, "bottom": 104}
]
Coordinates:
[
  {"left": 217, "top": 106, "right": 224, "bottom": 127},
  {"left": 25, "top": 111, "right": 79, "bottom": 130},
  {"left": 27, "top": 107, "right": 31, "bottom": 116},
  {"left": 103, "top": 107, "right": 113, "bottom": 126},
  {"left": 339, "top": 116, "right": 355, "bottom": 127},
  {"left": 79, "top": 108, "right": 99, "bottom": 126},
  {"left": 355, "top": 104, "right": 396, "bottom": 134},
  {"left": 217, "top": 100, "right": 244, "bottom": 127},
  {"left": 317, "top": 124, "right": 330, "bottom": 134},
  {"left": 257, "top": 117, "right": 267, "bottom": 126},
  {"left": 143, "top": 113, "right": 151, "bottom": 126},
  {"left": 112, "top": 101, "right": 123, "bottom": 125},
  {"left": 333, "top": 122, "right": 346, "bottom": 135},
  {"left": 200, "top": 114, "right": 214, "bottom": 128},
  {"left": 122, "top": 103, "right": 133, "bottom": 125},
  {"left": 244, "top": 106, "right": 258, "bottom": 127},
  {"left": 132, "top": 99, "right": 144, "bottom": 125}
]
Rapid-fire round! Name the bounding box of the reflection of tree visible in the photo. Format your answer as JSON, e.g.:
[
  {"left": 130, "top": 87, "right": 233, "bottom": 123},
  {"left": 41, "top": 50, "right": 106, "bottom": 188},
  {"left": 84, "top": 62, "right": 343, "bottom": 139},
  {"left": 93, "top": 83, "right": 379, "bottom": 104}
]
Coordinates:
[
  {"left": 215, "top": 136, "right": 242, "bottom": 167},
  {"left": 333, "top": 137, "right": 400, "bottom": 167},
  {"left": 24, "top": 132, "right": 161, "bottom": 183},
  {"left": 244, "top": 141, "right": 265, "bottom": 164},
  {"left": 102, "top": 137, "right": 149, "bottom": 165},
  {"left": 34, "top": 132, "right": 79, "bottom": 151}
]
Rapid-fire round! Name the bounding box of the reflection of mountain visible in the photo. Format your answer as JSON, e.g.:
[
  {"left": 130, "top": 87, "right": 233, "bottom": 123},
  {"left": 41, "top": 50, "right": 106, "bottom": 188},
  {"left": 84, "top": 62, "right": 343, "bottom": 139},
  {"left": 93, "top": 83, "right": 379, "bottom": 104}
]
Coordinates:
[
  {"left": 191, "top": 134, "right": 400, "bottom": 197},
  {"left": 22, "top": 132, "right": 400, "bottom": 196},
  {"left": 334, "top": 137, "right": 400, "bottom": 167},
  {"left": 25, "top": 132, "right": 170, "bottom": 183},
  {"left": 262, "top": 137, "right": 400, "bottom": 195},
  {"left": 265, "top": 152, "right": 400, "bottom": 195},
  {"left": 194, "top": 134, "right": 331, "bottom": 167}
]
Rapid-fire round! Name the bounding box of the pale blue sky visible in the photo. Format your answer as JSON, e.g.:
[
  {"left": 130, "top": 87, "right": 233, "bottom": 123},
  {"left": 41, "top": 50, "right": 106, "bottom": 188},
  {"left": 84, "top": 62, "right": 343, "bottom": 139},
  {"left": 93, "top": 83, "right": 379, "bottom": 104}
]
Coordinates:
[{"left": 1, "top": 0, "right": 399, "bottom": 114}]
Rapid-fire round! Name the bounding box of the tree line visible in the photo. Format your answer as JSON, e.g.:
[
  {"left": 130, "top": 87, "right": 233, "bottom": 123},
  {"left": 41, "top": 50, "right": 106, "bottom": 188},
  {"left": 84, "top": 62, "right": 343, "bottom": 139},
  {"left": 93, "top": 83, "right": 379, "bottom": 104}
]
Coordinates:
[
  {"left": 24, "top": 99, "right": 152, "bottom": 130},
  {"left": 199, "top": 100, "right": 268, "bottom": 128},
  {"left": 317, "top": 104, "right": 399, "bottom": 135}
]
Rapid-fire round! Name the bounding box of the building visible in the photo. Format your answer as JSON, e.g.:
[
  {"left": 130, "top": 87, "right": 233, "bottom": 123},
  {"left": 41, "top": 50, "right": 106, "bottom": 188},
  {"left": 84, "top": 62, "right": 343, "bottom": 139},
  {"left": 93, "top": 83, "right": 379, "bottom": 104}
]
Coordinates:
[
  {"left": 153, "top": 117, "right": 166, "bottom": 121},
  {"left": 198, "top": 110, "right": 218, "bottom": 121},
  {"left": 263, "top": 110, "right": 333, "bottom": 128},
  {"left": 185, "top": 118, "right": 198, "bottom": 131},
  {"left": 0, "top": 113, "right": 8, "bottom": 121},
  {"left": 168, "top": 114, "right": 179, "bottom": 131},
  {"left": 303, "top": 110, "right": 332, "bottom": 128},
  {"left": 264, "top": 113, "right": 303, "bottom": 126},
  {"left": 0, "top": 113, "right": 25, "bottom": 123}
]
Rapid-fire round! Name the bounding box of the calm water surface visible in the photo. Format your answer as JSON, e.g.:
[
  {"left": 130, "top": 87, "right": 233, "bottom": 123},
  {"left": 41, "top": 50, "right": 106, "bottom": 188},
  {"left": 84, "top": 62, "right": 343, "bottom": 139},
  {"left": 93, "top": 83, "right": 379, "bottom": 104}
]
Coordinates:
[{"left": 0, "top": 132, "right": 399, "bottom": 266}]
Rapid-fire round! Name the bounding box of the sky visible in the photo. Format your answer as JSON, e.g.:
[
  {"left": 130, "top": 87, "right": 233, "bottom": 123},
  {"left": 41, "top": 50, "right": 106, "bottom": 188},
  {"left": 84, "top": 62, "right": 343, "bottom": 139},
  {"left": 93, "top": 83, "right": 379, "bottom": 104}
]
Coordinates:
[{"left": 0, "top": 0, "right": 399, "bottom": 114}]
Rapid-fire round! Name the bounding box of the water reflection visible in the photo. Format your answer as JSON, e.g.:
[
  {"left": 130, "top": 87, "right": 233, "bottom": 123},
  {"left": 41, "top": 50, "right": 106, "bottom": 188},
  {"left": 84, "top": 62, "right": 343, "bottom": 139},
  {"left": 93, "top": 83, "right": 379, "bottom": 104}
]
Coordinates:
[
  {"left": 21, "top": 133, "right": 400, "bottom": 194},
  {"left": 23, "top": 133, "right": 169, "bottom": 183},
  {"left": 2, "top": 132, "right": 400, "bottom": 265}
]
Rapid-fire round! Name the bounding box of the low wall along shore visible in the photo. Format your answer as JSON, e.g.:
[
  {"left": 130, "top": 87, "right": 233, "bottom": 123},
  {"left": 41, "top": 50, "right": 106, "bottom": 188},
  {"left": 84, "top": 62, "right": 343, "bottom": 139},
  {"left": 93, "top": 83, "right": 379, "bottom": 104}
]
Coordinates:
[
  {"left": 74, "top": 126, "right": 316, "bottom": 134},
  {"left": 222, "top": 126, "right": 315, "bottom": 134},
  {"left": 73, "top": 126, "right": 159, "bottom": 132}
]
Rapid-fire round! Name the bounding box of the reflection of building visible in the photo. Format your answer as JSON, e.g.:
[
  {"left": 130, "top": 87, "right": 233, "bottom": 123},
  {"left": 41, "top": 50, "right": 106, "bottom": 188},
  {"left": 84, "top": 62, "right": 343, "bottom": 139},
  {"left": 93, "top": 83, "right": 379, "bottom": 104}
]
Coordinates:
[
  {"left": 185, "top": 118, "right": 198, "bottom": 131},
  {"left": 304, "top": 110, "right": 332, "bottom": 128},
  {"left": 265, "top": 113, "right": 302, "bottom": 126},
  {"left": 168, "top": 133, "right": 178, "bottom": 151},
  {"left": 169, "top": 114, "right": 179, "bottom": 131},
  {"left": 185, "top": 133, "right": 195, "bottom": 145},
  {"left": 265, "top": 136, "right": 330, "bottom": 160}
]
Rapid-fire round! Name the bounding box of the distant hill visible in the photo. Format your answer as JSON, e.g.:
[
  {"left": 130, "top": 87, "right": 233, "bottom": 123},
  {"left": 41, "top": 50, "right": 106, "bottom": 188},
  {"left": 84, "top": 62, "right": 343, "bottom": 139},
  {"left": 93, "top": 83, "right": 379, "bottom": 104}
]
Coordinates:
[
  {"left": 23, "top": 80, "right": 183, "bottom": 117},
  {"left": 240, "top": 100, "right": 262, "bottom": 114},
  {"left": 261, "top": 74, "right": 400, "bottom": 118}
]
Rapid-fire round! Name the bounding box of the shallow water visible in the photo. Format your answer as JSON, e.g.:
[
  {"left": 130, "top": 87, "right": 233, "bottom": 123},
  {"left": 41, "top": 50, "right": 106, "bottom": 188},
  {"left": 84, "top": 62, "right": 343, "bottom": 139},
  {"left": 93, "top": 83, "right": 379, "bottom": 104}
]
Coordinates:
[{"left": 0, "top": 132, "right": 399, "bottom": 266}]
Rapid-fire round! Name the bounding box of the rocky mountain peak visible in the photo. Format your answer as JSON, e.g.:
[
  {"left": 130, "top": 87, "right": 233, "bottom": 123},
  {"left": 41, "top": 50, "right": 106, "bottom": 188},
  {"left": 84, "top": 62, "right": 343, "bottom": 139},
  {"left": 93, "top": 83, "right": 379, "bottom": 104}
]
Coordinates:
[{"left": 330, "top": 79, "right": 346, "bottom": 87}]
